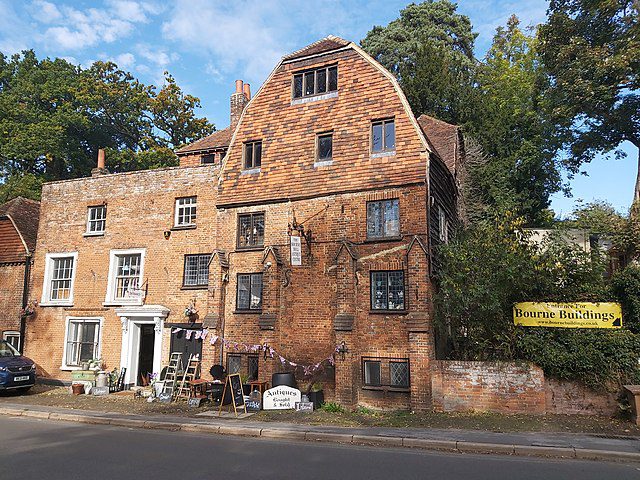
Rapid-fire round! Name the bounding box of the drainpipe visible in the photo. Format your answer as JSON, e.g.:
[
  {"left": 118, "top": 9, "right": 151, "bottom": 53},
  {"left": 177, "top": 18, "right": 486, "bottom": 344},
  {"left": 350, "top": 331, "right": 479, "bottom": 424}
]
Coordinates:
[{"left": 19, "top": 253, "right": 32, "bottom": 353}]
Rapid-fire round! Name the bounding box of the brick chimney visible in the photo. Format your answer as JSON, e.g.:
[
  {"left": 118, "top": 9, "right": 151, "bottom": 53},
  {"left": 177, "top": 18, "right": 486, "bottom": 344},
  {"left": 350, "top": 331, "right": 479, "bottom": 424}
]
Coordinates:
[
  {"left": 91, "top": 148, "right": 110, "bottom": 176},
  {"left": 230, "top": 80, "right": 249, "bottom": 129}
]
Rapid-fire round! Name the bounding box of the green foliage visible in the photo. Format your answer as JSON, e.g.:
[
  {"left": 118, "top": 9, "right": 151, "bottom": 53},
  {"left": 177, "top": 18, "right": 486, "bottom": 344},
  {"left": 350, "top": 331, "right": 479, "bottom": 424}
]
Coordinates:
[
  {"left": 321, "top": 402, "right": 345, "bottom": 413},
  {"left": 612, "top": 265, "right": 640, "bottom": 334},
  {"left": 0, "top": 50, "right": 213, "bottom": 201}
]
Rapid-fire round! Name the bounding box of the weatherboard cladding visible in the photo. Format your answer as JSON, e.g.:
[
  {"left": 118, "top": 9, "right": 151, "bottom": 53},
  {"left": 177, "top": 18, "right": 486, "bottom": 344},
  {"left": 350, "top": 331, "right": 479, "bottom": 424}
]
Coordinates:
[{"left": 217, "top": 47, "right": 428, "bottom": 207}]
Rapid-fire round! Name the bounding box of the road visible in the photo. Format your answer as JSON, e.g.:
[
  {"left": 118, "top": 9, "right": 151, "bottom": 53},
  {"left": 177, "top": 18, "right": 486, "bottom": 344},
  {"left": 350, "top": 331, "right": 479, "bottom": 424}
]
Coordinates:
[{"left": 2, "top": 416, "right": 639, "bottom": 480}]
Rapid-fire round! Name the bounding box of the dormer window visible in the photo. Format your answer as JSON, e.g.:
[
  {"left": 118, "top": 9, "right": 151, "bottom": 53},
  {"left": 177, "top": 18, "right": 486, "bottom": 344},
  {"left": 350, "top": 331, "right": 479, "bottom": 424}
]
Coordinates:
[
  {"left": 201, "top": 154, "right": 215, "bottom": 165},
  {"left": 293, "top": 65, "right": 337, "bottom": 99}
]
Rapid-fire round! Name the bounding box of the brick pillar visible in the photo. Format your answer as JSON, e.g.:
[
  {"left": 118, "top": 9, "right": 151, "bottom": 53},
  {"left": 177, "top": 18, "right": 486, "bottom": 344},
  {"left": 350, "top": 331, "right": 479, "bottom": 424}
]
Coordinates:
[{"left": 334, "top": 332, "right": 356, "bottom": 406}]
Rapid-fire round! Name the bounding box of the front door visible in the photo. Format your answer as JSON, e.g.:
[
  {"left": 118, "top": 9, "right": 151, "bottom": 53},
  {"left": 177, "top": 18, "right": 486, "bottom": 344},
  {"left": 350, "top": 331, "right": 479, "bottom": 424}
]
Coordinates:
[
  {"left": 170, "top": 328, "right": 203, "bottom": 366},
  {"left": 137, "top": 325, "right": 155, "bottom": 385}
]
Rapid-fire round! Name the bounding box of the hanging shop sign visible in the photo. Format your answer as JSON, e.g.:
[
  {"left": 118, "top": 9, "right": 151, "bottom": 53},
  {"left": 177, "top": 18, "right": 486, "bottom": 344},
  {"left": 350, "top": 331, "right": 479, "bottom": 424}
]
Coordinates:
[
  {"left": 513, "top": 302, "right": 622, "bottom": 329},
  {"left": 290, "top": 235, "right": 302, "bottom": 266},
  {"left": 263, "top": 385, "right": 301, "bottom": 410}
]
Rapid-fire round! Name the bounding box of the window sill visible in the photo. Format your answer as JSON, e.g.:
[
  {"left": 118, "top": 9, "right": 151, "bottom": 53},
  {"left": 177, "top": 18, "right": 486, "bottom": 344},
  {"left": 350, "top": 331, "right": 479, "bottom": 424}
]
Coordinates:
[
  {"left": 83, "top": 232, "right": 104, "bottom": 237},
  {"left": 291, "top": 91, "right": 338, "bottom": 105},
  {"left": 241, "top": 168, "right": 261, "bottom": 175},
  {"left": 370, "top": 150, "right": 396, "bottom": 159},
  {"left": 171, "top": 224, "right": 196, "bottom": 231},
  {"left": 181, "top": 285, "right": 208, "bottom": 291},
  {"left": 40, "top": 302, "right": 74, "bottom": 307},
  {"left": 364, "top": 236, "right": 402, "bottom": 244},
  {"left": 314, "top": 159, "right": 334, "bottom": 168},
  {"left": 60, "top": 365, "right": 85, "bottom": 372},
  {"left": 369, "top": 310, "right": 407, "bottom": 315},
  {"left": 103, "top": 300, "right": 143, "bottom": 307},
  {"left": 233, "top": 310, "right": 262, "bottom": 314},
  {"left": 362, "top": 385, "right": 410, "bottom": 393},
  {"left": 235, "top": 246, "right": 265, "bottom": 252}
]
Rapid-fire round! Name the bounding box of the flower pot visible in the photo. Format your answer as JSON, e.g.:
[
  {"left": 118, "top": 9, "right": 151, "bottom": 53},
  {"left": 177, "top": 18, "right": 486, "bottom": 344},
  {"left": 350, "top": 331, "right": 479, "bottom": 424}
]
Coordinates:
[
  {"left": 72, "top": 384, "right": 85, "bottom": 395},
  {"left": 308, "top": 390, "right": 324, "bottom": 409},
  {"left": 242, "top": 384, "right": 251, "bottom": 396},
  {"left": 272, "top": 372, "right": 297, "bottom": 389}
]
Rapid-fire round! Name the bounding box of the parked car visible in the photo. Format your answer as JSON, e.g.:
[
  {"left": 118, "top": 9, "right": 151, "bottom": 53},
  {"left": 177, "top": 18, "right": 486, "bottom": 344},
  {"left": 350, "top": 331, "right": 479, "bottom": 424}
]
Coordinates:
[{"left": 0, "top": 340, "right": 36, "bottom": 393}]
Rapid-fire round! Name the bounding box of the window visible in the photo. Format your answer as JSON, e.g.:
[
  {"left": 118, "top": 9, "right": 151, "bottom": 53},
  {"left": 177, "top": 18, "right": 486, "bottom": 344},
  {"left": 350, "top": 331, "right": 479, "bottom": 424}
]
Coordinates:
[
  {"left": 183, "top": 254, "right": 210, "bottom": 288},
  {"left": 86, "top": 205, "right": 106, "bottom": 234},
  {"left": 438, "top": 206, "right": 449, "bottom": 243},
  {"left": 371, "top": 118, "right": 396, "bottom": 153},
  {"left": 237, "top": 212, "right": 265, "bottom": 249},
  {"left": 293, "top": 65, "right": 338, "bottom": 99},
  {"left": 2, "top": 331, "right": 20, "bottom": 351},
  {"left": 370, "top": 270, "right": 405, "bottom": 310},
  {"left": 316, "top": 132, "right": 333, "bottom": 163},
  {"left": 243, "top": 141, "right": 262, "bottom": 170},
  {"left": 362, "top": 357, "right": 410, "bottom": 388},
  {"left": 227, "top": 354, "right": 242, "bottom": 375},
  {"left": 200, "top": 154, "right": 215, "bottom": 165},
  {"left": 226, "top": 354, "right": 259, "bottom": 381},
  {"left": 248, "top": 355, "right": 259, "bottom": 381},
  {"left": 105, "top": 249, "right": 145, "bottom": 305},
  {"left": 175, "top": 197, "right": 197, "bottom": 227},
  {"left": 236, "top": 273, "right": 263, "bottom": 311},
  {"left": 41, "top": 252, "right": 78, "bottom": 306},
  {"left": 63, "top": 318, "right": 101, "bottom": 368},
  {"left": 367, "top": 199, "right": 400, "bottom": 239}
]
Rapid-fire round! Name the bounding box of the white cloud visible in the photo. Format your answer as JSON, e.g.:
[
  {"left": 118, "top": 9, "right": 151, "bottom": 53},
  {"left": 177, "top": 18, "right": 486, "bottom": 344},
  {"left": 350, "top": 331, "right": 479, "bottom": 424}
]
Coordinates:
[
  {"left": 136, "top": 43, "right": 178, "bottom": 67},
  {"left": 29, "top": 0, "right": 62, "bottom": 23}
]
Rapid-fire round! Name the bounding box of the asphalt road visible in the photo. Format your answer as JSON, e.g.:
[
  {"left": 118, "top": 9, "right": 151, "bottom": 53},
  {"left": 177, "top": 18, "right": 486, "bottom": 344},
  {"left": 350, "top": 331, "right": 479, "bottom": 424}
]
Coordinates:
[{"left": 2, "top": 416, "right": 640, "bottom": 480}]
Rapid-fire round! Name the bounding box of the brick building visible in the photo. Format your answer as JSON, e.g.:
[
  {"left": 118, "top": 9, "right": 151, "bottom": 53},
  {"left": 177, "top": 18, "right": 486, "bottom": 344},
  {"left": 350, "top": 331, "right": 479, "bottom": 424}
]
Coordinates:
[
  {"left": 25, "top": 36, "right": 460, "bottom": 411},
  {"left": 0, "top": 196, "right": 40, "bottom": 352}
]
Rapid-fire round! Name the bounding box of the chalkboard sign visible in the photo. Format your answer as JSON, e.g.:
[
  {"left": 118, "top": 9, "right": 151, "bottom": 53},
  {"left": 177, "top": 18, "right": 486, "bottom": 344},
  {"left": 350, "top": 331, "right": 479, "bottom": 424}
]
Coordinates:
[
  {"left": 246, "top": 390, "right": 262, "bottom": 412},
  {"left": 188, "top": 397, "right": 204, "bottom": 408},
  {"left": 157, "top": 392, "right": 172, "bottom": 403},
  {"left": 295, "top": 401, "right": 314, "bottom": 412},
  {"left": 218, "top": 374, "right": 246, "bottom": 417}
]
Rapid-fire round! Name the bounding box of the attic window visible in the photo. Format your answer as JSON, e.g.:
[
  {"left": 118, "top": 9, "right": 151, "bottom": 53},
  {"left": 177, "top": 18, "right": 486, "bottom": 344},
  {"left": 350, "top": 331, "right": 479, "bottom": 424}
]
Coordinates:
[
  {"left": 293, "top": 65, "right": 337, "bottom": 99},
  {"left": 243, "top": 141, "right": 262, "bottom": 170},
  {"left": 201, "top": 154, "right": 215, "bottom": 165}
]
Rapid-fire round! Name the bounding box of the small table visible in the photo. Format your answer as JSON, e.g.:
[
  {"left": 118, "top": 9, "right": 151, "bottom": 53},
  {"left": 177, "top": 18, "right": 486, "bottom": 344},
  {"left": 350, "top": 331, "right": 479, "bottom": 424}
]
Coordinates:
[
  {"left": 249, "top": 381, "right": 268, "bottom": 395},
  {"left": 190, "top": 379, "right": 209, "bottom": 399}
]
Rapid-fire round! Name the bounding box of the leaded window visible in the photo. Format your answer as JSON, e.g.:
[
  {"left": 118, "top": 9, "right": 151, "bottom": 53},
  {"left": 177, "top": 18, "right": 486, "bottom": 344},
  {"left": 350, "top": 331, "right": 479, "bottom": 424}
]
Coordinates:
[
  {"left": 292, "top": 65, "right": 338, "bottom": 99},
  {"left": 87, "top": 205, "right": 106, "bottom": 234},
  {"left": 361, "top": 357, "right": 410, "bottom": 389},
  {"left": 237, "top": 212, "right": 265, "bottom": 249},
  {"left": 370, "top": 270, "right": 405, "bottom": 310},
  {"left": 248, "top": 355, "right": 259, "bottom": 381},
  {"left": 175, "top": 197, "right": 197, "bottom": 227},
  {"left": 390, "top": 361, "right": 410, "bottom": 388},
  {"left": 183, "top": 254, "right": 210, "bottom": 287},
  {"left": 371, "top": 118, "right": 396, "bottom": 153},
  {"left": 237, "top": 273, "right": 262, "bottom": 311},
  {"left": 366, "top": 199, "right": 400, "bottom": 239},
  {"left": 227, "top": 354, "right": 242, "bottom": 375},
  {"left": 65, "top": 319, "right": 100, "bottom": 367}
]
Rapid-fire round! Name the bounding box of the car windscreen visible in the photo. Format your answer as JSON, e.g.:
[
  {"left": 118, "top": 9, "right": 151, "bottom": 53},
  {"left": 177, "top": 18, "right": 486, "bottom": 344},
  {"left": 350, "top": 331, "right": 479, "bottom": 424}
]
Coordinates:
[{"left": 0, "top": 340, "right": 19, "bottom": 357}]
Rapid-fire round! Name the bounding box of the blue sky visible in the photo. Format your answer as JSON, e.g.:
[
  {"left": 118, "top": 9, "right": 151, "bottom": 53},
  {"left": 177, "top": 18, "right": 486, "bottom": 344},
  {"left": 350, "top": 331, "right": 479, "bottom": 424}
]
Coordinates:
[{"left": 0, "top": 0, "right": 635, "bottom": 217}]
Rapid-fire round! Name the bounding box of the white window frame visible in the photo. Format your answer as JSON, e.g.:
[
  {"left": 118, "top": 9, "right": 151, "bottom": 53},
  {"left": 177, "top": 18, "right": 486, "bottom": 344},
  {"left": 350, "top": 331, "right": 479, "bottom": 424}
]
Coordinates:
[
  {"left": 104, "top": 248, "right": 146, "bottom": 306},
  {"left": 2, "top": 331, "right": 20, "bottom": 351},
  {"left": 85, "top": 205, "right": 107, "bottom": 235},
  {"left": 61, "top": 317, "right": 103, "bottom": 371},
  {"left": 40, "top": 252, "right": 78, "bottom": 307},
  {"left": 174, "top": 197, "right": 197, "bottom": 227}
]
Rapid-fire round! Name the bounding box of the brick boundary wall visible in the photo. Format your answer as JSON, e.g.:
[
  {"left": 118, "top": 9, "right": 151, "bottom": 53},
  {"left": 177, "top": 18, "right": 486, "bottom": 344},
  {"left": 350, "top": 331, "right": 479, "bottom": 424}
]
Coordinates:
[
  {"left": 431, "top": 361, "right": 546, "bottom": 414},
  {"left": 545, "top": 378, "right": 618, "bottom": 416}
]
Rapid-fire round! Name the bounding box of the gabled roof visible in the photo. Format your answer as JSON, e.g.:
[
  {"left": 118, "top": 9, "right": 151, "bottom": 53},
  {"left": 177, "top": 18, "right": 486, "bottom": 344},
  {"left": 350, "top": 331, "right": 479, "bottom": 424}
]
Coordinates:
[
  {"left": 282, "top": 35, "right": 350, "bottom": 62},
  {"left": 176, "top": 127, "right": 232, "bottom": 155},
  {"left": 417, "top": 115, "right": 460, "bottom": 175},
  {"left": 0, "top": 196, "right": 40, "bottom": 254}
]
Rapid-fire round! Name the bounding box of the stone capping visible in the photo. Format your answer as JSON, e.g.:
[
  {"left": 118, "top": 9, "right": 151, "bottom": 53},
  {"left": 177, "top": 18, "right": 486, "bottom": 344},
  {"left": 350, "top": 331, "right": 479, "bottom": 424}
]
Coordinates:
[
  {"left": 258, "top": 313, "right": 277, "bottom": 330},
  {"left": 334, "top": 313, "right": 354, "bottom": 331},
  {"left": 404, "top": 312, "right": 430, "bottom": 333}
]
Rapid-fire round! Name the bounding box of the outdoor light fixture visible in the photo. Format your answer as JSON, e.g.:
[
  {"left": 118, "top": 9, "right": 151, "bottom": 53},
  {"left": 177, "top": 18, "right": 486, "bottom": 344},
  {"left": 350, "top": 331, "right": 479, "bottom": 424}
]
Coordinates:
[
  {"left": 337, "top": 341, "right": 349, "bottom": 360},
  {"left": 163, "top": 230, "right": 171, "bottom": 240}
]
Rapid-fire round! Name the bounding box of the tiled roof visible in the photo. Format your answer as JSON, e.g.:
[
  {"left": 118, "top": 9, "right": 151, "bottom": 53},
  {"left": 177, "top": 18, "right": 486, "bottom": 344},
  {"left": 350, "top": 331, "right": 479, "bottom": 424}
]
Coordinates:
[
  {"left": 176, "top": 127, "right": 232, "bottom": 154},
  {"left": 417, "top": 115, "right": 459, "bottom": 175},
  {"left": 283, "top": 35, "right": 351, "bottom": 61},
  {"left": 0, "top": 196, "right": 40, "bottom": 253}
]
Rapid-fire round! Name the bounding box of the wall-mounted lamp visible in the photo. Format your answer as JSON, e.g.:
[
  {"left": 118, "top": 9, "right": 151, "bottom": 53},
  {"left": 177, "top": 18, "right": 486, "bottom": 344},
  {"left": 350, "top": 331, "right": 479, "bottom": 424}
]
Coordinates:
[
  {"left": 337, "top": 341, "right": 349, "bottom": 360},
  {"left": 163, "top": 230, "right": 171, "bottom": 240}
]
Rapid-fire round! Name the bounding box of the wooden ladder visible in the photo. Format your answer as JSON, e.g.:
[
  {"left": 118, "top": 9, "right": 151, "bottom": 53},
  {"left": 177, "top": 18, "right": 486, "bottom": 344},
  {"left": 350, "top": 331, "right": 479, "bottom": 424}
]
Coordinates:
[
  {"left": 175, "top": 354, "right": 200, "bottom": 401},
  {"left": 161, "top": 352, "right": 183, "bottom": 400}
]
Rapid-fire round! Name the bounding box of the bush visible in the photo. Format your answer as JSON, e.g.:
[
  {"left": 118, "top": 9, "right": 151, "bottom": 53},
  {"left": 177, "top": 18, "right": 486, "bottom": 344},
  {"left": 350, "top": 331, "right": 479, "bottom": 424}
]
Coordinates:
[
  {"left": 612, "top": 265, "right": 640, "bottom": 333},
  {"left": 321, "top": 402, "right": 345, "bottom": 413}
]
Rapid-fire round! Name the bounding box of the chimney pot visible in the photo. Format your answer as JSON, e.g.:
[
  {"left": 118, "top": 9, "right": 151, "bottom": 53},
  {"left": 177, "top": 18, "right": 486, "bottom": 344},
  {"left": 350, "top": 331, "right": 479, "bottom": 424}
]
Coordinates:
[
  {"left": 243, "top": 83, "right": 251, "bottom": 101},
  {"left": 235, "top": 79, "right": 243, "bottom": 93},
  {"left": 92, "top": 148, "right": 109, "bottom": 176},
  {"left": 97, "top": 149, "right": 105, "bottom": 169}
]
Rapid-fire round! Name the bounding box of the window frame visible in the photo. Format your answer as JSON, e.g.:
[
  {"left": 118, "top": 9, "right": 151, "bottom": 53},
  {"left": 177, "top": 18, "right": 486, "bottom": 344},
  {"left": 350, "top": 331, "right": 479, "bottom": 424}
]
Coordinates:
[
  {"left": 104, "top": 248, "right": 146, "bottom": 306},
  {"left": 182, "top": 253, "right": 211, "bottom": 288},
  {"left": 85, "top": 205, "right": 107, "bottom": 235},
  {"left": 361, "top": 356, "right": 410, "bottom": 390},
  {"left": 292, "top": 64, "right": 338, "bottom": 100},
  {"left": 371, "top": 118, "right": 396, "bottom": 154},
  {"left": 370, "top": 270, "right": 406, "bottom": 312},
  {"left": 174, "top": 196, "right": 197, "bottom": 228},
  {"left": 200, "top": 153, "right": 215, "bottom": 165},
  {"left": 61, "top": 317, "right": 103, "bottom": 370},
  {"left": 316, "top": 131, "right": 333, "bottom": 164},
  {"left": 2, "top": 331, "right": 20, "bottom": 351},
  {"left": 366, "top": 199, "right": 400, "bottom": 240},
  {"left": 225, "top": 353, "right": 259, "bottom": 381},
  {"left": 40, "top": 252, "right": 78, "bottom": 307},
  {"left": 235, "top": 273, "right": 263, "bottom": 312},
  {"left": 243, "top": 140, "right": 262, "bottom": 170},
  {"left": 236, "top": 212, "right": 265, "bottom": 250}
]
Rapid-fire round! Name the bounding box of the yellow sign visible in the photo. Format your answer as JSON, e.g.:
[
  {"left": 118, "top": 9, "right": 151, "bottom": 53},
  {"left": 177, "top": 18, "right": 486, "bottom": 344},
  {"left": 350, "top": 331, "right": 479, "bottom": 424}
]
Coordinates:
[{"left": 513, "top": 302, "right": 622, "bottom": 329}]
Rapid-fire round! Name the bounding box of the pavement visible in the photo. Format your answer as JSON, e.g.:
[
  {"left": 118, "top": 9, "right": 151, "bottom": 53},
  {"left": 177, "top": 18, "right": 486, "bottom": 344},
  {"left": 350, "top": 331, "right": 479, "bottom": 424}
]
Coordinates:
[{"left": 1, "top": 402, "right": 640, "bottom": 464}]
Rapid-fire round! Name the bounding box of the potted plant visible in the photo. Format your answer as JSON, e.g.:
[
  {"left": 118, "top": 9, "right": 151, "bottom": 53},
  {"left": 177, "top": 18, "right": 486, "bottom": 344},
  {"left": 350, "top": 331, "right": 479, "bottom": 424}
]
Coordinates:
[
  {"left": 240, "top": 373, "right": 251, "bottom": 396},
  {"left": 307, "top": 382, "right": 324, "bottom": 410}
]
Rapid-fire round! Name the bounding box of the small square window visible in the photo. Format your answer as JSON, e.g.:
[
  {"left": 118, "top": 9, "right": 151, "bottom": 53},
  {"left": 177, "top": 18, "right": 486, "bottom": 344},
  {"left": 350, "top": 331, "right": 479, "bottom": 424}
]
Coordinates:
[
  {"left": 363, "top": 360, "right": 381, "bottom": 386},
  {"left": 87, "top": 205, "right": 106, "bottom": 234},
  {"left": 201, "top": 154, "right": 215, "bottom": 165},
  {"left": 390, "top": 361, "right": 410, "bottom": 388},
  {"left": 244, "top": 141, "right": 262, "bottom": 169},
  {"left": 175, "top": 197, "right": 197, "bottom": 227},
  {"left": 367, "top": 199, "right": 400, "bottom": 239},
  {"left": 183, "top": 254, "right": 210, "bottom": 287},
  {"left": 371, "top": 270, "right": 405, "bottom": 311},
  {"left": 317, "top": 133, "right": 333, "bottom": 162},
  {"left": 237, "top": 213, "right": 265, "bottom": 249},
  {"left": 372, "top": 119, "right": 395, "bottom": 153},
  {"left": 237, "top": 273, "right": 263, "bottom": 311}
]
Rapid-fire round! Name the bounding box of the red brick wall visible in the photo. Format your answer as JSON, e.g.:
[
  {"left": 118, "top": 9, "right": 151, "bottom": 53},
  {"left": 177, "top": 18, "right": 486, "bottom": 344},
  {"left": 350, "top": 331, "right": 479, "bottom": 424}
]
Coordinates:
[
  {"left": 431, "top": 361, "right": 546, "bottom": 414},
  {"left": 0, "top": 262, "right": 26, "bottom": 335},
  {"left": 545, "top": 378, "right": 618, "bottom": 416}
]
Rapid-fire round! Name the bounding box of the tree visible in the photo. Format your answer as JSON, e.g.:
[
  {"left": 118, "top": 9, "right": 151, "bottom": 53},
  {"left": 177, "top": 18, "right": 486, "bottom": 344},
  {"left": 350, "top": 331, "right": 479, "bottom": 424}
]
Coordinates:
[{"left": 538, "top": 0, "right": 640, "bottom": 201}]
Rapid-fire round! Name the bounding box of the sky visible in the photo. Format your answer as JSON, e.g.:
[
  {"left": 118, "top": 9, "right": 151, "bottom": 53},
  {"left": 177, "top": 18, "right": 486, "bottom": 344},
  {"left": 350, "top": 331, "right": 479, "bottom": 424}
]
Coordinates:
[{"left": 0, "top": 0, "right": 636, "bottom": 218}]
